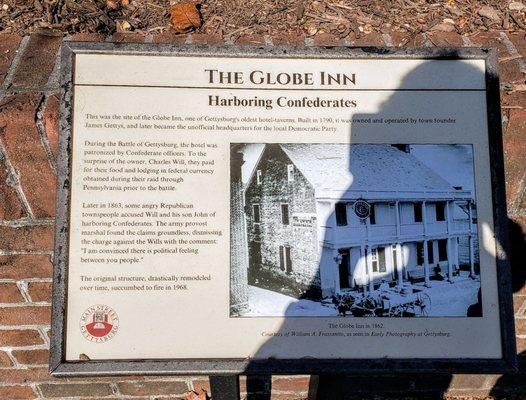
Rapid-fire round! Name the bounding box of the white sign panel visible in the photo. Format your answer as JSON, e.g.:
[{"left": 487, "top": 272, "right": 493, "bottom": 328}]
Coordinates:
[{"left": 50, "top": 44, "right": 516, "bottom": 374}]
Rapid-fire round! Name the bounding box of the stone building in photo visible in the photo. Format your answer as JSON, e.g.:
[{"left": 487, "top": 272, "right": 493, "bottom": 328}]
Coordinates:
[{"left": 243, "top": 143, "right": 479, "bottom": 299}]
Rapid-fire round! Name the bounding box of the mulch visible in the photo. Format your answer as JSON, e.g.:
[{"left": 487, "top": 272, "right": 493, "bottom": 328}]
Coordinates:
[{"left": 1, "top": 0, "right": 526, "bottom": 40}]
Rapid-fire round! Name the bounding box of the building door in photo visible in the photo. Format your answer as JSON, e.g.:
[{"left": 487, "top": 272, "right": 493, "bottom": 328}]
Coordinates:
[
  {"left": 249, "top": 241, "right": 262, "bottom": 272},
  {"left": 285, "top": 246, "right": 292, "bottom": 274},
  {"left": 279, "top": 245, "right": 292, "bottom": 274},
  {"left": 338, "top": 249, "right": 351, "bottom": 289}
]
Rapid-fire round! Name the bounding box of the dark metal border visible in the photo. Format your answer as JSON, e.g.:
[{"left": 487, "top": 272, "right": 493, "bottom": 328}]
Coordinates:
[{"left": 50, "top": 42, "right": 517, "bottom": 376}]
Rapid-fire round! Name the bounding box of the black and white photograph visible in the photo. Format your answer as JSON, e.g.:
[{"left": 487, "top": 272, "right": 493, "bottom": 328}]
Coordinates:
[{"left": 230, "top": 143, "right": 481, "bottom": 318}]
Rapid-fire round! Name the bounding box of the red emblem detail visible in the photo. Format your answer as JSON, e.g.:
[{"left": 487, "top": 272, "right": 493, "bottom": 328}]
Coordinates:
[
  {"left": 80, "top": 305, "right": 119, "bottom": 342},
  {"left": 85, "top": 311, "right": 113, "bottom": 337}
]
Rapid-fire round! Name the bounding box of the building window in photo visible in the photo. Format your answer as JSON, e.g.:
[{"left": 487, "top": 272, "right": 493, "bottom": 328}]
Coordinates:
[
  {"left": 435, "top": 201, "right": 446, "bottom": 221},
  {"left": 256, "top": 170, "right": 262, "bottom": 185},
  {"left": 392, "top": 244, "right": 398, "bottom": 271},
  {"left": 335, "top": 202, "right": 347, "bottom": 226},
  {"left": 414, "top": 202, "right": 423, "bottom": 223},
  {"left": 369, "top": 204, "right": 376, "bottom": 225},
  {"left": 287, "top": 164, "right": 294, "bottom": 182},
  {"left": 253, "top": 204, "right": 260, "bottom": 223},
  {"left": 371, "top": 248, "right": 378, "bottom": 272},
  {"left": 279, "top": 245, "right": 292, "bottom": 273},
  {"left": 370, "top": 247, "right": 387, "bottom": 273},
  {"left": 378, "top": 247, "right": 386, "bottom": 272},
  {"left": 281, "top": 204, "right": 289, "bottom": 225}
]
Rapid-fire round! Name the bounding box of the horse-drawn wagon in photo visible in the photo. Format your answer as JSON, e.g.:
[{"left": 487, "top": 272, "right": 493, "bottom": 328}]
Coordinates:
[{"left": 333, "top": 286, "right": 432, "bottom": 317}]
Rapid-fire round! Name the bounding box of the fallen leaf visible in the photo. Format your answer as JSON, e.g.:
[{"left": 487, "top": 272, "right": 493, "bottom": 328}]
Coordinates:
[
  {"left": 185, "top": 389, "right": 209, "bottom": 400},
  {"left": 336, "top": 22, "right": 350, "bottom": 37},
  {"left": 477, "top": 5, "right": 502, "bottom": 23},
  {"left": 106, "top": 0, "right": 119, "bottom": 9},
  {"left": 170, "top": 2, "right": 202, "bottom": 33},
  {"left": 445, "top": 5, "right": 462, "bottom": 17},
  {"left": 34, "top": 0, "right": 43, "bottom": 12},
  {"left": 503, "top": 11, "right": 510, "bottom": 29},
  {"left": 311, "top": 0, "right": 326, "bottom": 13},
  {"left": 430, "top": 22, "right": 456, "bottom": 32}
]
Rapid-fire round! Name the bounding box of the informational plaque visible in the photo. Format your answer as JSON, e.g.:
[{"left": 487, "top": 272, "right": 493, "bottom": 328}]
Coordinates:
[{"left": 50, "top": 44, "right": 516, "bottom": 375}]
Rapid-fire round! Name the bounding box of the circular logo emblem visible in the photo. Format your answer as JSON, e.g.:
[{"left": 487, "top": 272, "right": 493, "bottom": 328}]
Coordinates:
[
  {"left": 80, "top": 305, "right": 119, "bottom": 343},
  {"left": 354, "top": 200, "right": 371, "bottom": 219}
]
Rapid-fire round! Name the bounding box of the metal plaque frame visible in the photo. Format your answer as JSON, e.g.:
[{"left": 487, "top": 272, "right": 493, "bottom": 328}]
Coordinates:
[{"left": 50, "top": 42, "right": 517, "bottom": 376}]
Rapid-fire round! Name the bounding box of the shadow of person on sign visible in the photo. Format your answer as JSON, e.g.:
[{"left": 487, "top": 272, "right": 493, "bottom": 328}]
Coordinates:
[
  {"left": 489, "top": 218, "right": 526, "bottom": 397},
  {"left": 228, "top": 56, "right": 514, "bottom": 399}
]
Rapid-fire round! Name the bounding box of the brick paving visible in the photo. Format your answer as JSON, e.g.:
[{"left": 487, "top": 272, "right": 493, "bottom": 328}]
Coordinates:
[{"left": 0, "top": 29, "right": 525, "bottom": 399}]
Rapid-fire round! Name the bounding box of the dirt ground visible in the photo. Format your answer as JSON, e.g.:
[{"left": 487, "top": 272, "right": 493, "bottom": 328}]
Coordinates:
[{"left": 1, "top": 0, "right": 526, "bottom": 40}]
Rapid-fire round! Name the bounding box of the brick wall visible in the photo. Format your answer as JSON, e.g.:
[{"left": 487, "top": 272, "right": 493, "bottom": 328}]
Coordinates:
[{"left": 0, "top": 29, "right": 525, "bottom": 399}]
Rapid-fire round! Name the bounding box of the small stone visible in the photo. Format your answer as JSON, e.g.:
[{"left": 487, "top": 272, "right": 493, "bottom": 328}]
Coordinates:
[
  {"left": 305, "top": 22, "right": 318, "bottom": 36},
  {"left": 380, "top": 23, "right": 391, "bottom": 34},
  {"left": 509, "top": 1, "right": 526, "bottom": 11},
  {"left": 116, "top": 20, "right": 132, "bottom": 32},
  {"left": 478, "top": 5, "right": 502, "bottom": 23},
  {"left": 2, "top": 4, "right": 8, "bottom": 10}
]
